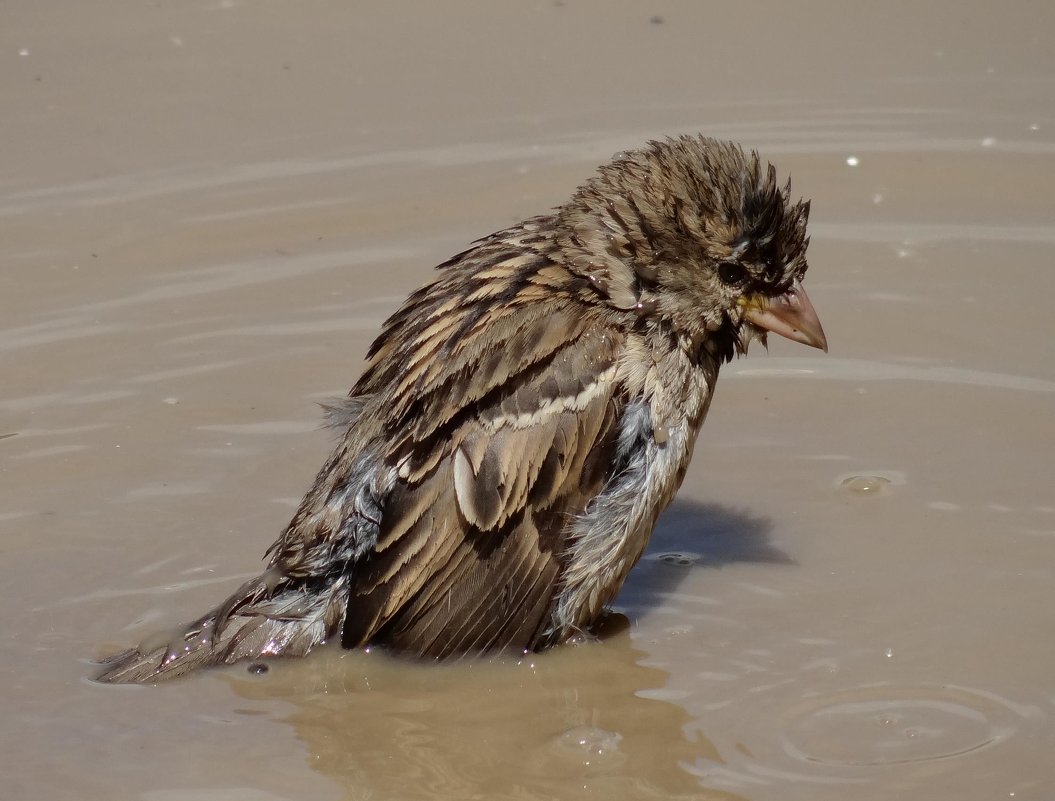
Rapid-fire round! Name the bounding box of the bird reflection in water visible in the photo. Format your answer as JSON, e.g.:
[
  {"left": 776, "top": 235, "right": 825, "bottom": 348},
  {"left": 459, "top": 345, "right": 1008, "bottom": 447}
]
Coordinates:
[{"left": 225, "top": 624, "right": 747, "bottom": 801}]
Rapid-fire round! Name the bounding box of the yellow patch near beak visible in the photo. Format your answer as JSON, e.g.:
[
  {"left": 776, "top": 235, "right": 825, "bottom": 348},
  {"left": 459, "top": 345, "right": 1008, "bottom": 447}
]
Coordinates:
[{"left": 740, "top": 279, "right": 828, "bottom": 351}]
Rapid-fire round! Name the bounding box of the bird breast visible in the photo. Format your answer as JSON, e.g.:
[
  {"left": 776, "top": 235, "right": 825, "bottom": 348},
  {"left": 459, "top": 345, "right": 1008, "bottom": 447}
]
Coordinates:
[{"left": 546, "top": 341, "right": 715, "bottom": 639}]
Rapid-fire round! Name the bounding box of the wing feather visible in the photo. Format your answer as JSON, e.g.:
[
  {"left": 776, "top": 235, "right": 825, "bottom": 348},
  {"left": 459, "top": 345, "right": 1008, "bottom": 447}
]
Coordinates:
[
  {"left": 339, "top": 288, "right": 625, "bottom": 656},
  {"left": 268, "top": 229, "right": 628, "bottom": 658}
]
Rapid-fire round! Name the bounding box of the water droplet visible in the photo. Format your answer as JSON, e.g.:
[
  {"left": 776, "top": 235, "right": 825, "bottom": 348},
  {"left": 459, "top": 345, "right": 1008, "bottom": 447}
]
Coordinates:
[
  {"left": 981, "top": 137, "right": 997, "bottom": 148},
  {"left": 885, "top": 648, "right": 894, "bottom": 658},
  {"left": 551, "top": 725, "right": 624, "bottom": 767},
  {"left": 845, "top": 156, "right": 859, "bottom": 167},
  {"left": 18, "top": 48, "right": 30, "bottom": 57},
  {"left": 247, "top": 662, "right": 269, "bottom": 675}
]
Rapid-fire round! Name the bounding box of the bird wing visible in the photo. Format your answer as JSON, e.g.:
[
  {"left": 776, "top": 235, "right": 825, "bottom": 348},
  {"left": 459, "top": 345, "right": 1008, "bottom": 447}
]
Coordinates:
[{"left": 334, "top": 248, "right": 628, "bottom": 657}]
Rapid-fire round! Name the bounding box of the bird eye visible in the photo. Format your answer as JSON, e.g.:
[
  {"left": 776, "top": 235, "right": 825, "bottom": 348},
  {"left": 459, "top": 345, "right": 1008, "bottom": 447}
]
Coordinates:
[{"left": 717, "top": 261, "right": 747, "bottom": 287}]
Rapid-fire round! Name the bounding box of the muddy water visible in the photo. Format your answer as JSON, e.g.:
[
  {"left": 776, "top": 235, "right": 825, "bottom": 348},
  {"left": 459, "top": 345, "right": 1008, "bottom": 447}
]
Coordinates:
[{"left": 4, "top": 1, "right": 1055, "bottom": 799}]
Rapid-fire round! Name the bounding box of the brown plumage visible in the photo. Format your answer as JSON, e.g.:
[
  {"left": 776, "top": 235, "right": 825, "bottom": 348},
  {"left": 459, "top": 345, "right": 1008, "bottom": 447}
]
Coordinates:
[{"left": 96, "top": 135, "right": 827, "bottom": 683}]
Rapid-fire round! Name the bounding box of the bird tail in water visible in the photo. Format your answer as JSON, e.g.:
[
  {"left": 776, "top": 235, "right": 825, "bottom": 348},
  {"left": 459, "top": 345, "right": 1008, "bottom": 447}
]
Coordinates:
[{"left": 94, "top": 570, "right": 349, "bottom": 684}]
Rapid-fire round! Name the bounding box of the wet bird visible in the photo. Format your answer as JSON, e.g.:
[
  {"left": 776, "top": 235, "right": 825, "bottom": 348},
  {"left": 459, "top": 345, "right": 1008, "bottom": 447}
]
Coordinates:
[{"left": 97, "top": 135, "right": 827, "bottom": 683}]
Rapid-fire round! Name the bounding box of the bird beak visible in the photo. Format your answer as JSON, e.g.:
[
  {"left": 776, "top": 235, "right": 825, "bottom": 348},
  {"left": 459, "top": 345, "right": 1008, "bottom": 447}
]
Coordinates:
[{"left": 740, "top": 279, "right": 828, "bottom": 352}]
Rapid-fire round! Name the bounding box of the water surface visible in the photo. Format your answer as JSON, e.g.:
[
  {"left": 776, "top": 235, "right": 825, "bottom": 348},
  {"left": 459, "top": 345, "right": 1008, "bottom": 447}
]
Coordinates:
[{"left": 3, "top": 2, "right": 1054, "bottom": 799}]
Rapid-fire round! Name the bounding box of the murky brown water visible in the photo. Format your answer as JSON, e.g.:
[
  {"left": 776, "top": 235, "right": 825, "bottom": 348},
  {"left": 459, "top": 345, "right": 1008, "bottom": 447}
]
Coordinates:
[{"left": 4, "top": 1, "right": 1055, "bottom": 799}]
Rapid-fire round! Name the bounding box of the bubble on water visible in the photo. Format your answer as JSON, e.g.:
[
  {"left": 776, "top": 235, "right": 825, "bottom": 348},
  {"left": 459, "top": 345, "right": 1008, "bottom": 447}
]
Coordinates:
[
  {"left": 163, "top": 397, "right": 179, "bottom": 405},
  {"left": 551, "top": 725, "right": 624, "bottom": 768},
  {"left": 652, "top": 552, "right": 700, "bottom": 567},
  {"left": 1029, "top": 123, "right": 1040, "bottom": 132},
  {"left": 845, "top": 156, "right": 859, "bottom": 167},
  {"left": 840, "top": 475, "right": 891, "bottom": 494},
  {"left": 19, "top": 48, "right": 30, "bottom": 57},
  {"left": 778, "top": 684, "right": 1033, "bottom": 767},
  {"left": 837, "top": 471, "right": 905, "bottom": 494},
  {"left": 884, "top": 648, "right": 894, "bottom": 658}
]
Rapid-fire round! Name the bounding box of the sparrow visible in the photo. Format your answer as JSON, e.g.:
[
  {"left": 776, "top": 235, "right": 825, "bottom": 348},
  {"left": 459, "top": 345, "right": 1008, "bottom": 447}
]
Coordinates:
[{"left": 96, "top": 135, "right": 826, "bottom": 683}]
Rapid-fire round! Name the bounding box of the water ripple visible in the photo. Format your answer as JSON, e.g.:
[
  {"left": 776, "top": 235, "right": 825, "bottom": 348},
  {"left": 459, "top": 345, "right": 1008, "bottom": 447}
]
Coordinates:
[{"left": 730, "top": 357, "right": 1055, "bottom": 392}]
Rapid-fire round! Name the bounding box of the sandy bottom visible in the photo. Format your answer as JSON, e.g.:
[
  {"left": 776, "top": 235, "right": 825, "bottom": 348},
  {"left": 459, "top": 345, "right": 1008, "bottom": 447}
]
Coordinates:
[{"left": 4, "top": 2, "right": 1054, "bottom": 799}]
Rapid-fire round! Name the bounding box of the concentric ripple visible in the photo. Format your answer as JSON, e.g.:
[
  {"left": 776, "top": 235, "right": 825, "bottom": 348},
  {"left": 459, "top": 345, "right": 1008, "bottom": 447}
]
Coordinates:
[{"left": 778, "top": 684, "right": 1032, "bottom": 767}]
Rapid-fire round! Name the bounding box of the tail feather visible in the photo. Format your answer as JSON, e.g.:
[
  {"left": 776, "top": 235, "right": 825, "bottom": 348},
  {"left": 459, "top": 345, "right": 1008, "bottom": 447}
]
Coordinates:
[{"left": 95, "top": 573, "right": 349, "bottom": 684}]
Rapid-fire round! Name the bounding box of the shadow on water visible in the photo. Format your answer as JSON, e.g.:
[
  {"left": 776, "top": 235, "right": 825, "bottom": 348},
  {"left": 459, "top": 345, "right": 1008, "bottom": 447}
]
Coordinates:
[
  {"left": 616, "top": 498, "right": 790, "bottom": 616},
  {"left": 651, "top": 499, "right": 789, "bottom": 568},
  {"left": 222, "top": 500, "right": 779, "bottom": 801}
]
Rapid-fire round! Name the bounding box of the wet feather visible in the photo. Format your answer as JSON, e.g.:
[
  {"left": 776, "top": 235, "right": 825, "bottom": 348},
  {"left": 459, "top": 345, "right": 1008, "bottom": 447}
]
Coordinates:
[{"left": 96, "top": 135, "right": 823, "bottom": 682}]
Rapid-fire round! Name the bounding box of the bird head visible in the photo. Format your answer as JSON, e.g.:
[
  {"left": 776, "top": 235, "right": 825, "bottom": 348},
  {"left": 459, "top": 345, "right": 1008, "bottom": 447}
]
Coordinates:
[{"left": 558, "top": 135, "right": 827, "bottom": 361}]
